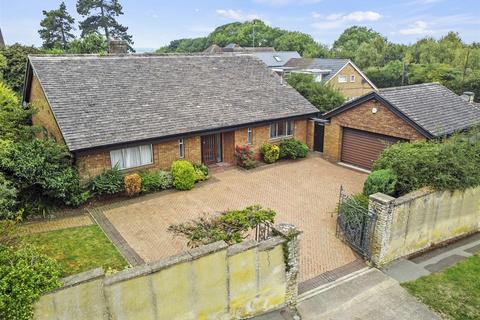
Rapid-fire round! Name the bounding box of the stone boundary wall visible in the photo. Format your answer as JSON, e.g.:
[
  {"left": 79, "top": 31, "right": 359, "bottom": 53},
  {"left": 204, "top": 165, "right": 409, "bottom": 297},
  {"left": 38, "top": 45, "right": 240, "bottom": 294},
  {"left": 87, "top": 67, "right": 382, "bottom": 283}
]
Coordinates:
[
  {"left": 369, "top": 186, "right": 480, "bottom": 266},
  {"left": 34, "top": 224, "right": 301, "bottom": 320}
]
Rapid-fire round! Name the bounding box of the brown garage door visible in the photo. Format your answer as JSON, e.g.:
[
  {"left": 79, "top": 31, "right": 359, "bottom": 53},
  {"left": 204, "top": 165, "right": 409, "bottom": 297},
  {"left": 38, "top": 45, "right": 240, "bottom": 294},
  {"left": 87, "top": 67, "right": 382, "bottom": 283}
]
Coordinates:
[{"left": 341, "top": 128, "right": 405, "bottom": 170}]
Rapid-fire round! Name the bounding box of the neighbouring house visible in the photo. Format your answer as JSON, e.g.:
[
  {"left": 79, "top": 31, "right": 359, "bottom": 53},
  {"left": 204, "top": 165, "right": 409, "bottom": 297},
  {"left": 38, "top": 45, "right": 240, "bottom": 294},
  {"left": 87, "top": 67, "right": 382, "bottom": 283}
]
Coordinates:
[
  {"left": 250, "top": 51, "right": 302, "bottom": 71},
  {"left": 283, "top": 58, "right": 377, "bottom": 100},
  {"left": 320, "top": 83, "right": 480, "bottom": 170},
  {"left": 23, "top": 54, "right": 318, "bottom": 180}
]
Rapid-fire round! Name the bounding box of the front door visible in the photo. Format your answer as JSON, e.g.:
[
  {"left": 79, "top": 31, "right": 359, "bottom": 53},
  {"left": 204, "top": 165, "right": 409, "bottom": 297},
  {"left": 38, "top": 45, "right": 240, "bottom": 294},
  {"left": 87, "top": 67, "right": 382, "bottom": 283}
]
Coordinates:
[
  {"left": 201, "top": 133, "right": 222, "bottom": 164},
  {"left": 314, "top": 123, "right": 325, "bottom": 152}
]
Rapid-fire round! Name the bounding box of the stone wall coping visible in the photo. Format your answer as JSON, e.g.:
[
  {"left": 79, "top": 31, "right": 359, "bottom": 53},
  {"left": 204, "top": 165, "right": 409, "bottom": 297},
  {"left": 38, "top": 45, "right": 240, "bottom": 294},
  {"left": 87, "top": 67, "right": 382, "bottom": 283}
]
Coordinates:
[
  {"left": 227, "top": 239, "right": 259, "bottom": 256},
  {"left": 369, "top": 192, "right": 396, "bottom": 205},
  {"left": 103, "top": 241, "right": 228, "bottom": 286},
  {"left": 393, "top": 188, "right": 434, "bottom": 205},
  {"left": 60, "top": 267, "right": 105, "bottom": 289},
  {"left": 273, "top": 223, "right": 303, "bottom": 238},
  {"left": 258, "top": 236, "right": 286, "bottom": 251}
]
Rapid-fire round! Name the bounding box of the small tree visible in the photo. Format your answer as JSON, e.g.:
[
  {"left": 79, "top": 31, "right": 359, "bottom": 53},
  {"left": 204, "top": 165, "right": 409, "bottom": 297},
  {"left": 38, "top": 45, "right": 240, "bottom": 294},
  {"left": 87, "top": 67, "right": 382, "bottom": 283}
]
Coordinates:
[
  {"left": 168, "top": 205, "right": 276, "bottom": 248},
  {"left": 38, "top": 2, "right": 76, "bottom": 50},
  {"left": 286, "top": 73, "right": 345, "bottom": 113}
]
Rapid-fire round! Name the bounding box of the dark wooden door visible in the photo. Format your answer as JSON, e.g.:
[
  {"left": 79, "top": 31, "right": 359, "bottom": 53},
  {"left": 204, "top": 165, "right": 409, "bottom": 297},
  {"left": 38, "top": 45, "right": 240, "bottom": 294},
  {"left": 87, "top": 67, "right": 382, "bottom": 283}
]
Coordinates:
[
  {"left": 314, "top": 123, "right": 325, "bottom": 152},
  {"left": 201, "top": 134, "right": 222, "bottom": 164},
  {"left": 341, "top": 128, "right": 404, "bottom": 170}
]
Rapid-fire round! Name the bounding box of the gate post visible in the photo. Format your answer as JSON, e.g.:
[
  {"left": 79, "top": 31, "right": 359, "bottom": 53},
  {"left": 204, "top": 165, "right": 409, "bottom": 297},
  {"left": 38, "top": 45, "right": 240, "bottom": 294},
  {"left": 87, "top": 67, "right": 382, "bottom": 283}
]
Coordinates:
[
  {"left": 368, "top": 193, "right": 395, "bottom": 267},
  {"left": 273, "top": 223, "right": 302, "bottom": 308}
]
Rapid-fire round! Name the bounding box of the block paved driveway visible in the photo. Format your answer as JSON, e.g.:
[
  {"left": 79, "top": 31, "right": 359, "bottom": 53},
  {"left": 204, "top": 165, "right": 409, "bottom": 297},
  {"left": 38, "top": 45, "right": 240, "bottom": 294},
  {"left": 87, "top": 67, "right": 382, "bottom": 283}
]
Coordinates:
[{"left": 101, "top": 154, "right": 366, "bottom": 282}]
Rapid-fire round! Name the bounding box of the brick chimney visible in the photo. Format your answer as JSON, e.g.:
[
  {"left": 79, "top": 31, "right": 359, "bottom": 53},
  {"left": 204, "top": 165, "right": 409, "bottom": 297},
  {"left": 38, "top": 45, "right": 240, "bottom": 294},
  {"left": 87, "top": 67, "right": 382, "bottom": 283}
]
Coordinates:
[{"left": 108, "top": 39, "right": 128, "bottom": 54}]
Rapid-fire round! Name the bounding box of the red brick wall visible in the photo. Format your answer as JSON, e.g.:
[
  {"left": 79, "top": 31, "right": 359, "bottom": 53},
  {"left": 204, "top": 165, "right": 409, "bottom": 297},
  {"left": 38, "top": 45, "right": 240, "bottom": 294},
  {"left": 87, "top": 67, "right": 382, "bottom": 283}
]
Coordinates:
[{"left": 323, "top": 99, "right": 426, "bottom": 161}]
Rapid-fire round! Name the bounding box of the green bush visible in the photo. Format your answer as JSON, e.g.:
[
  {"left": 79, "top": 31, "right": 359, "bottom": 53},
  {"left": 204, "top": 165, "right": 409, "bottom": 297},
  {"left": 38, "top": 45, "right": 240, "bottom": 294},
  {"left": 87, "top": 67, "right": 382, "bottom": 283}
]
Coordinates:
[
  {"left": 374, "top": 137, "right": 480, "bottom": 195},
  {"left": 279, "top": 139, "right": 309, "bottom": 159},
  {"left": 363, "top": 169, "right": 398, "bottom": 196},
  {"left": 138, "top": 170, "right": 172, "bottom": 193},
  {"left": 171, "top": 160, "right": 196, "bottom": 190},
  {"left": 89, "top": 165, "right": 124, "bottom": 196},
  {"left": 0, "top": 245, "right": 61, "bottom": 320},
  {"left": 168, "top": 205, "right": 276, "bottom": 247},
  {"left": 260, "top": 143, "right": 280, "bottom": 164},
  {"left": 0, "top": 139, "right": 89, "bottom": 217},
  {"left": 193, "top": 163, "right": 209, "bottom": 182},
  {"left": 0, "top": 174, "right": 19, "bottom": 220}
]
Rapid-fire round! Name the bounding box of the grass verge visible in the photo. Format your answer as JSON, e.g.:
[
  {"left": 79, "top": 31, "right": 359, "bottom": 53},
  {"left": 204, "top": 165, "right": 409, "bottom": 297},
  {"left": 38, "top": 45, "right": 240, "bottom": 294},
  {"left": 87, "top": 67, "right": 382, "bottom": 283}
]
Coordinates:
[
  {"left": 24, "top": 225, "right": 128, "bottom": 276},
  {"left": 402, "top": 254, "right": 480, "bottom": 320}
]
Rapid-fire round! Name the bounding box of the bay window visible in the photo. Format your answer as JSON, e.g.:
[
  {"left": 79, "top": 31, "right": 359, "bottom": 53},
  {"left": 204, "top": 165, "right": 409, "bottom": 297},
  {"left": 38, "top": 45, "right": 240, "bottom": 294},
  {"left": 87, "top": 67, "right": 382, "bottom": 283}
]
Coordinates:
[{"left": 110, "top": 144, "right": 153, "bottom": 170}]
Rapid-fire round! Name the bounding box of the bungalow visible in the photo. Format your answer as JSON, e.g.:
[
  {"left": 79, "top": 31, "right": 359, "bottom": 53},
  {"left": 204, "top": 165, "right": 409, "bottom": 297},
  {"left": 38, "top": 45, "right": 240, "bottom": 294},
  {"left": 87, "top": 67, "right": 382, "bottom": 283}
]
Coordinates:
[
  {"left": 320, "top": 83, "right": 480, "bottom": 170},
  {"left": 283, "top": 58, "right": 377, "bottom": 100},
  {"left": 23, "top": 54, "right": 318, "bottom": 179}
]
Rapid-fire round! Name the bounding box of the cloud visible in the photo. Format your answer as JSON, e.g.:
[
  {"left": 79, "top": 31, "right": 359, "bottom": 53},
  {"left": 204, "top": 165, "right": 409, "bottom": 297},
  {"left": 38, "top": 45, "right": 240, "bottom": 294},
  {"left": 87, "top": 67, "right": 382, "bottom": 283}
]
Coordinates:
[
  {"left": 216, "top": 9, "right": 260, "bottom": 21},
  {"left": 311, "top": 11, "right": 382, "bottom": 30},
  {"left": 254, "top": 0, "right": 322, "bottom": 5},
  {"left": 399, "top": 21, "right": 431, "bottom": 35}
]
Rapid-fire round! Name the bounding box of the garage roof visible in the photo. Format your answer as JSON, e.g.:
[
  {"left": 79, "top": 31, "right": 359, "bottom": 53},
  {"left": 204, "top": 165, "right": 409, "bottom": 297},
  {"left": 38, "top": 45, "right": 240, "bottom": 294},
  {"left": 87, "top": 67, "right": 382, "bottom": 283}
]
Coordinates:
[{"left": 324, "top": 83, "right": 480, "bottom": 138}]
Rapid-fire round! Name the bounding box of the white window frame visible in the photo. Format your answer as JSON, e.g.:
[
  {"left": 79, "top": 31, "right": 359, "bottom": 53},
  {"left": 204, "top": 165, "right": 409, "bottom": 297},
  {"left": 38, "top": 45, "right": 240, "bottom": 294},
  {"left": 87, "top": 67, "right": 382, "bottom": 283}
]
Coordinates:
[
  {"left": 110, "top": 144, "right": 153, "bottom": 170},
  {"left": 178, "top": 139, "right": 185, "bottom": 159},
  {"left": 270, "top": 120, "right": 294, "bottom": 139},
  {"left": 338, "top": 75, "right": 348, "bottom": 83},
  {"left": 247, "top": 128, "right": 253, "bottom": 144},
  {"left": 350, "top": 75, "right": 356, "bottom": 82},
  {"left": 273, "top": 55, "right": 282, "bottom": 62}
]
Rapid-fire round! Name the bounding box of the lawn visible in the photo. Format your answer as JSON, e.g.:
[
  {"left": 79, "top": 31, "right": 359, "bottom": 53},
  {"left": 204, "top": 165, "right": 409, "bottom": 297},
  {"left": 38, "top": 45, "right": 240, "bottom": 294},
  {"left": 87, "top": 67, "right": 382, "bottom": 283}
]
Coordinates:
[
  {"left": 402, "top": 254, "right": 480, "bottom": 320},
  {"left": 24, "top": 225, "right": 128, "bottom": 277}
]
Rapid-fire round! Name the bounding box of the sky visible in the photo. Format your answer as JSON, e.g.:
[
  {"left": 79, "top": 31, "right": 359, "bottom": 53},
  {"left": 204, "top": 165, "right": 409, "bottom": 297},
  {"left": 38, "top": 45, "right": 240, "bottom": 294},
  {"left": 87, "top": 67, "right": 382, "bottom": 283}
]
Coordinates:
[{"left": 1, "top": 0, "right": 479, "bottom": 51}]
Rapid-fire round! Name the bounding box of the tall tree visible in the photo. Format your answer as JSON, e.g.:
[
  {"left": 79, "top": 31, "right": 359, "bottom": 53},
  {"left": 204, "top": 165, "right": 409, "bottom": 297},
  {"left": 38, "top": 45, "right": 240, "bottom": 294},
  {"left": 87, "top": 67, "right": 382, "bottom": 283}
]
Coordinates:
[
  {"left": 76, "top": 0, "right": 133, "bottom": 49},
  {"left": 38, "top": 2, "right": 75, "bottom": 50}
]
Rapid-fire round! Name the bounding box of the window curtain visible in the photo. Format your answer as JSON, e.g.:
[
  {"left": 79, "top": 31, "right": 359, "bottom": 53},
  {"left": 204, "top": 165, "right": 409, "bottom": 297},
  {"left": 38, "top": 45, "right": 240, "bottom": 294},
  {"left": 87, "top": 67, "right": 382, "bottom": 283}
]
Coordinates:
[{"left": 110, "top": 145, "right": 152, "bottom": 170}]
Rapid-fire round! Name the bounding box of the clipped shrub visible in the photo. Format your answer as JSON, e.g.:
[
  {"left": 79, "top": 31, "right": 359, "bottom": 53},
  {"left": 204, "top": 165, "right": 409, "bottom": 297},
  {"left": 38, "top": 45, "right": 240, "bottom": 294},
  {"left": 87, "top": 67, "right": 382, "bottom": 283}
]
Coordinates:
[
  {"left": 171, "top": 160, "right": 196, "bottom": 190},
  {"left": 124, "top": 174, "right": 141, "bottom": 197},
  {"left": 260, "top": 143, "right": 280, "bottom": 164},
  {"left": 138, "top": 170, "right": 172, "bottom": 193},
  {"left": 89, "top": 165, "right": 124, "bottom": 196},
  {"left": 193, "top": 163, "right": 209, "bottom": 177},
  {"left": 279, "top": 139, "right": 309, "bottom": 159},
  {"left": 168, "top": 205, "right": 276, "bottom": 247},
  {"left": 0, "top": 245, "right": 61, "bottom": 320},
  {"left": 363, "top": 169, "right": 398, "bottom": 196},
  {"left": 234, "top": 145, "right": 257, "bottom": 169}
]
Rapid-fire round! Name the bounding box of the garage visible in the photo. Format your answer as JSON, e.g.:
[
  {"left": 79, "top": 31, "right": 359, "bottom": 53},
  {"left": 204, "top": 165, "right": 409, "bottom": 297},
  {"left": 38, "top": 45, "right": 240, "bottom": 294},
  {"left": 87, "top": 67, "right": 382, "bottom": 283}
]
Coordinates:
[{"left": 341, "top": 128, "right": 404, "bottom": 170}]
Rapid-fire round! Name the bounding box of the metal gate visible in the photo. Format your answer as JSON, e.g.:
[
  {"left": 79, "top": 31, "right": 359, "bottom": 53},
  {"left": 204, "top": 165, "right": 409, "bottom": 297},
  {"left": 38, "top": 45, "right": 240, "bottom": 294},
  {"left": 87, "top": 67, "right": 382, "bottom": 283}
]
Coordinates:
[{"left": 335, "top": 186, "right": 377, "bottom": 259}]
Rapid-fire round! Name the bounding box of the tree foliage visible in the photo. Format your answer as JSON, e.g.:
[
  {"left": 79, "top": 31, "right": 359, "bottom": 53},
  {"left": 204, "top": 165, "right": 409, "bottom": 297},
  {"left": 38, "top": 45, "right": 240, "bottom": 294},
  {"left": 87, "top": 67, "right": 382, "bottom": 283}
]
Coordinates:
[
  {"left": 39, "top": 2, "right": 76, "bottom": 50},
  {"left": 286, "top": 73, "right": 345, "bottom": 113},
  {"left": 0, "top": 44, "right": 41, "bottom": 95},
  {"left": 68, "top": 32, "right": 108, "bottom": 53},
  {"left": 77, "top": 0, "right": 133, "bottom": 49}
]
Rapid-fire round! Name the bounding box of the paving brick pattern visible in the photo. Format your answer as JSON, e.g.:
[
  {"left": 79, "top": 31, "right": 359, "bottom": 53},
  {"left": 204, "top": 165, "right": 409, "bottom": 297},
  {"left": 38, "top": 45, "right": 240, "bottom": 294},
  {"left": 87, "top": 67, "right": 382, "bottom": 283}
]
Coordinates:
[
  {"left": 21, "top": 215, "right": 93, "bottom": 234},
  {"left": 102, "top": 154, "right": 366, "bottom": 282}
]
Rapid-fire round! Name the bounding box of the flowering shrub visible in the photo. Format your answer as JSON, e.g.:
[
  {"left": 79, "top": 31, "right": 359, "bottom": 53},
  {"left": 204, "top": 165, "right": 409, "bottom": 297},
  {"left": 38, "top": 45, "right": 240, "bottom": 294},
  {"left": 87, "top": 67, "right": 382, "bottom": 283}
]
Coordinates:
[
  {"left": 124, "top": 174, "right": 141, "bottom": 197},
  {"left": 260, "top": 143, "right": 280, "bottom": 164},
  {"left": 235, "top": 145, "right": 257, "bottom": 169}
]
